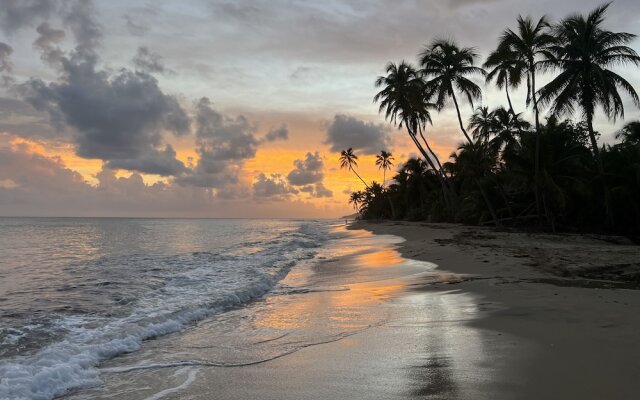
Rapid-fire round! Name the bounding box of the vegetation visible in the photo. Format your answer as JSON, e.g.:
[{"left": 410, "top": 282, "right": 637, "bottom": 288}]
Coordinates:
[{"left": 345, "top": 4, "right": 640, "bottom": 235}]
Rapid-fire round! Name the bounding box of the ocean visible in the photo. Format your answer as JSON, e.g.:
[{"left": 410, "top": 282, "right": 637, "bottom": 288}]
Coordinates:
[{"left": 0, "top": 218, "right": 334, "bottom": 399}]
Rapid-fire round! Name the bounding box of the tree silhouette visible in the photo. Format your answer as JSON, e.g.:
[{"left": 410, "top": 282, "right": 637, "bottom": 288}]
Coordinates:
[
  {"left": 375, "top": 150, "right": 395, "bottom": 187},
  {"left": 340, "top": 148, "right": 370, "bottom": 189}
]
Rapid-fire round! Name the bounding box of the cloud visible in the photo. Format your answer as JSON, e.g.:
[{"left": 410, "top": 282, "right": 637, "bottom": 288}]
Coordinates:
[
  {"left": 299, "top": 182, "right": 333, "bottom": 198},
  {"left": 263, "top": 124, "right": 288, "bottom": 142},
  {"left": 33, "top": 22, "right": 66, "bottom": 66},
  {"left": 177, "top": 97, "right": 259, "bottom": 189},
  {"left": 0, "top": 42, "right": 14, "bottom": 74},
  {"left": 285, "top": 151, "right": 333, "bottom": 198},
  {"left": 132, "top": 46, "right": 171, "bottom": 74},
  {"left": 325, "top": 114, "right": 390, "bottom": 155},
  {"left": 19, "top": 54, "right": 190, "bottom": 175},
  {"left": 62, "top": 0, "right": 102, "bottom": 57},
  {"left": 0, "top": 0, "right": 57, "bottom": 34},
  {"left": 0, "top": 143, "right": 339, "bottom": 217},
  {"left": 0, "top": 42, "right": 14, "bottom": 86},
  {"left": 252, "top": 172, "right": 298, "bottom": 199},
  {"left": 287, "top": 151, "right": 324, "bottom": 185},
  {"left": 105, "top": 144, "right": 186, "bottom": 176},
  {"left": 0, "top": 142, "right": 203, "bottom": 216}
]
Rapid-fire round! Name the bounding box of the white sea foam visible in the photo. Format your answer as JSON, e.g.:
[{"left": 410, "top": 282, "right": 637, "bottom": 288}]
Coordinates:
[
  {"left": 141, "top": 367, "right": 199, "bottom": 400},
  {"left": 0, "top": 221, "right": 327, "bottom": 400}
]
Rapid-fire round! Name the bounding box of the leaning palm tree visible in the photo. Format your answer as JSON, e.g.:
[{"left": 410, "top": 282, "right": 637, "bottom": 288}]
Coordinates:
[
  {"left": 374, "top": 61, "right": 442, "bottom": 173},
  {"left": 340, "top": 148, "right": 370, "bottom": 189},
  {"left": 538, "top": 3, "right": 640, "bottom": 226},
  {"left": 419, "top": 39, "right": 486, "bottom": 145},
  {"left": 375, "top": 150, "right": 395, "bottom": 187},
  {"left": 484, "top": 46, "right": 526, "bottom": 116},
  {"left": 496, "top": 15, "right": 555, "bottom": 222},
  {"left": 615, "top": 121, "right": 640, "bottom": 144},
  {"left": 374, "top": 61, "right": 455, "bottom": 216}
]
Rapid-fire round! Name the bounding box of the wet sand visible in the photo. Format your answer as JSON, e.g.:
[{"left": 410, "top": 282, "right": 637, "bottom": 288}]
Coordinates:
[
  {"left": 355, "top": 221, "right": 640, "bottom": 399},
  {"left": 63, "top": 222, "right": 640, "bottom": 399}
]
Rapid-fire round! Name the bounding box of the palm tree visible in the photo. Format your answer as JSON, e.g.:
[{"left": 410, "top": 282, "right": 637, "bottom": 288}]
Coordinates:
[
  {"left": 538, "top": 3, "right": 640, "bottom": 226},
  {"left": 468, "top": 106, "right": 495, "bottom": 143},
  {"left": 489, "top": 107, "right": 531, "bottom": 153},
  {"left": 340, "top": 148, "right": 370, "bottom": 189},
  {"left": 616, "top": 121, "right": 640, "bottom": 144},
  {"left": 374, "top": 61, "right": 456, "bottom": 215},
  {"left": 496, "top": 15, "right": 555, "bottom": 222},
  {"left": 349, "top": 191, "right": 364, "bottom": 211},
  {"left": 375, "top": 150, "right": 395, "bottom": 187},
  {"left": 374, "top": 62, "right": 443, "bottom": 175},
  {"left": 484, "top": 46, "right": 525, "bottom": 116},
  {"left": 448, "top": 141, "right": 501, "bottom": 226},
  {"left": 419, "top": 39, "right": 486, "bottom": 145}
]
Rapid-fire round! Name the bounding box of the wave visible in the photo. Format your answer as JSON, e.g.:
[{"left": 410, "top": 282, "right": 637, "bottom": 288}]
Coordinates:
[{"left": 0, "top": 222, "right": 327, "bottom": 400}]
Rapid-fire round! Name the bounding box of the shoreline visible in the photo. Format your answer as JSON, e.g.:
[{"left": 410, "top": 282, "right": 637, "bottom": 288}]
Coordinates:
[
  {"left": 63, "top": 223, "right": 511, "bottom": 399},
  {"left": 351, "top": 220, "right": 640, "bottom": 399}
]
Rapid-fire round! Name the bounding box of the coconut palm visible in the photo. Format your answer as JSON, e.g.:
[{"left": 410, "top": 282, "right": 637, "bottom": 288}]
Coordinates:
[
  {"left": 484, "top": 46, "right": 525, "bottom": 116},
  {"left": 538, "top": 3, "right": 640, "bottom": 225},
  {"left": 489, "top": 107, "right": 531, "bottom": 153},
  {"left": 419, "top": 39, "right": 486, "bottom": 145},
  {"left": 468, "top": 106, "right": 495, "bottom": 143},
  {"left": 616, "top": 121, "right": 640, "bottom": 144},
  {"left": 495, "top": 15, "right": 555, "bottom": 222},
  {"left": 374, "top": 61, "right": 443, "bottom": 175},
  {"left": 340, "top": 148, "right": 370, "bottom": 189},
  {"left": 349, "top": 191, "right": 364, "bottom": 211},
  {"left": 374, "top": 61, "right": 456, "bottom": 216},
  {"left": 375, "top": 150, "right": 395, "bottom": 187}
]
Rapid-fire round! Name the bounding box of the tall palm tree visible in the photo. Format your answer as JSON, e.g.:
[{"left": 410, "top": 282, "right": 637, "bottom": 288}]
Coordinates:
[
  {"left": 538, "top": 3, "right": 640, "bottom": 226},
  {"left": 419, "top": 39, "right": 486, "bottom": 145},
  {"left": 484, "top": 47, "right": 525, "bottom": 116},
  {"left": 374, "top": 61, "right": 455, "bottom": 215},
  {"left": 374, "top": 62, "right": 442, "bottom": 174},
  {"left": 495, "top": 15, "right": 554, "bottom": 223},
  {"left": 616, "top": 121, "right": 640, "bottom": 144},
  {"left": 340, "top": 148, "right": 370, "bottom": 189},
  {"left": 375, "top": 150, "right": 395, "bottom": 187}
]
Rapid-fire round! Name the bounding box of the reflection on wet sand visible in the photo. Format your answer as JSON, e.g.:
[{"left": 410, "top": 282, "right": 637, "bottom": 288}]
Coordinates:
[{"left": 62, "top": 224, "right": 498, "bottom": 400}]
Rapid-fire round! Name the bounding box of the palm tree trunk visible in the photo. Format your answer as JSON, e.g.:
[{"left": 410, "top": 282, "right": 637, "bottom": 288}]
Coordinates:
[
  {"left": 531, "top": 69, "right": 543, "bottom": 224},
  {"left": 383, "top": 169, "right": 386, "bottom": 188},
  {"left": 587, "top": 115, "right": 615, "bottom": 227},
  {"left": 505, "top": 85, "right": 516, "bottom": 116},
  {"left": 407, "top": 128, "right": 454, "bottom": 219},
  {"left": 419, "top": 130, "right": 446, "bottom": 177},
  {"left": 350, "top": 166, "right": 370, "bottom": 189},
  {"left": 450, "top": 90, "right": 474, "bottom": 145}
]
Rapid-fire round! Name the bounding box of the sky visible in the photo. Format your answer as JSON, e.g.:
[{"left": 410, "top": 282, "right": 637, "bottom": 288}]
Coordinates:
[{"left": 0, "top": 0, "right": 639, "bottom": 218}]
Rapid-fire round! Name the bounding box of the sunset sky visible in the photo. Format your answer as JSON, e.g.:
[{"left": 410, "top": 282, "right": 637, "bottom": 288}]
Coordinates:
[{"left": 1, "top": 0, "right": 639, "bottom": 218}]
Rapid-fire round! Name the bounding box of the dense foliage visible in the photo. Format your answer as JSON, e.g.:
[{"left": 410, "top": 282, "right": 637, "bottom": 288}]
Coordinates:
[{"left": 345, "top": 4, "right": 640, "bottom": 235}]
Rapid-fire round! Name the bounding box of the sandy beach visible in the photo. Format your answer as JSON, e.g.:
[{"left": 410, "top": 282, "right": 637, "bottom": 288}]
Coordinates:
[
  {"left": 353, "top": 221, "right": 640, "bottom": 399},
  {"left": 56, "top": 221, "right": 640, "bottom": 400}
]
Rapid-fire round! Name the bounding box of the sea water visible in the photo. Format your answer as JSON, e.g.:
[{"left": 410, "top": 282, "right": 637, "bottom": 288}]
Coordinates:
[{"left": 0, "top": 218, "right": 330, "bottom": 400}]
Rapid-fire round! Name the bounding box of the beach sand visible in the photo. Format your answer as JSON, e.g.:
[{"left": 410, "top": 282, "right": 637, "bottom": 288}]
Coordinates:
[
  {"left": 64, "top": 222, "right": 640, "bottom": 399},
  {"left": 353, "top": 221, "right": 640, "bottom": 399}
]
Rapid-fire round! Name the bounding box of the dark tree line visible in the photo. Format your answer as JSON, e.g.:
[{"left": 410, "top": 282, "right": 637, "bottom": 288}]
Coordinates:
[{"left": 345, "top": 4, "right": 640, "bottom": 235}]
